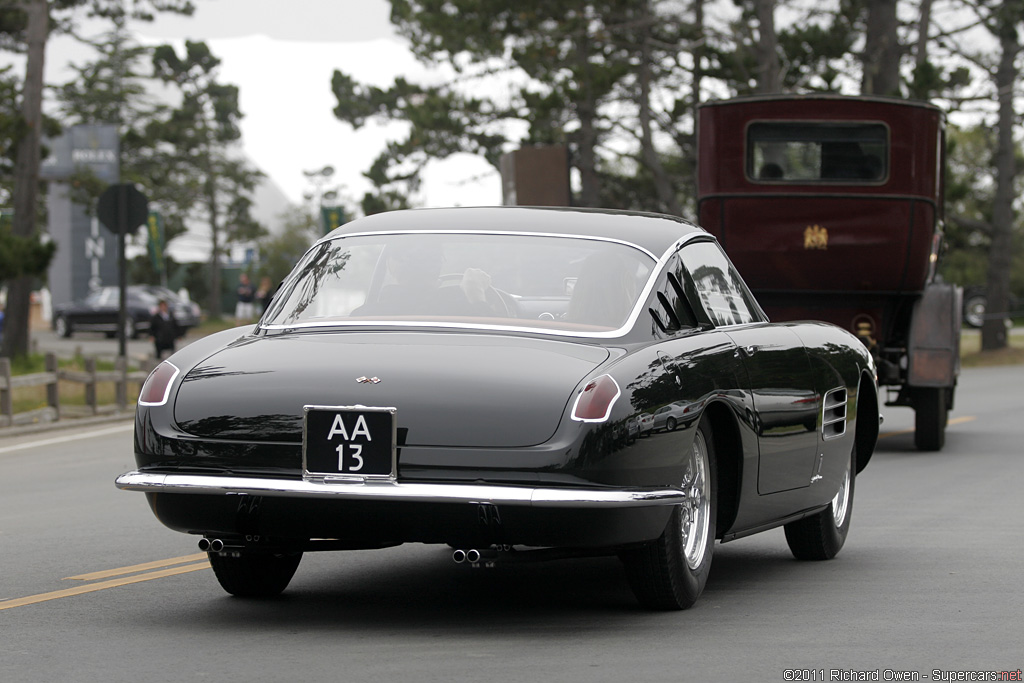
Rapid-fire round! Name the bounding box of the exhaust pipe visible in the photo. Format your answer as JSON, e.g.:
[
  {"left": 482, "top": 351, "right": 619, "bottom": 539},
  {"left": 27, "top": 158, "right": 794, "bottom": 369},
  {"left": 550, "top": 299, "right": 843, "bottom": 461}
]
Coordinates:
[
  {"left": 198, "top": 538, "right": 225, "bottom": 552},
  {"left": 452, "top": 548, "right": 485, "bottom": 564}
]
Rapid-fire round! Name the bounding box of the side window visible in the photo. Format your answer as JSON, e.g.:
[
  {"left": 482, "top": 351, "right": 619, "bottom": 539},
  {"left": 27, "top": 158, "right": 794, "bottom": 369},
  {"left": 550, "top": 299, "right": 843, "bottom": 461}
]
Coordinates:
[
  {"left": 647, "top": 255, "right": 697, "bottom": 335},
  {"left": 98, "top": 289, "right": 116, "bottom": 307},
  {"left": 679, "top": 241, "right": 759, "bottom": 327}
]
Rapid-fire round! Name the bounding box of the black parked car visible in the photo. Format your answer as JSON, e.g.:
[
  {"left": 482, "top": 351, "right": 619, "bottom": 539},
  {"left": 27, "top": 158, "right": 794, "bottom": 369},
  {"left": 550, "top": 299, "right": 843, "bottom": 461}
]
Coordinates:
[
  {"left": 118, "top": 206, "right": 879, "bottom": 610},
  {"left": 52, "top": 285, "right": 200, "bottom": 339}
]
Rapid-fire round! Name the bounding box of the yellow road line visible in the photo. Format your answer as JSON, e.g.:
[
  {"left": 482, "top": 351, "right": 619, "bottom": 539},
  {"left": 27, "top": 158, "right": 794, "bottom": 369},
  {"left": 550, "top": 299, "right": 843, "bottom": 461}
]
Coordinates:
[
  {"left": 0, "top": 563, "right": 209, "bottom": 611},
  {"left": 65, "top": 553, "right": 207, "bottom": 581},
  {"left": 879, "top": 415, "right": 976, "bottom": 439}
]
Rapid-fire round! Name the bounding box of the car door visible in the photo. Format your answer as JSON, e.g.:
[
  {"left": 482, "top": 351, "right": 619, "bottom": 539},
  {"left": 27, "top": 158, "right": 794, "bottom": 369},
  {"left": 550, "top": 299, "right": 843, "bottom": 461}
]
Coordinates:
[
  {"left": 726, "top": 324, "right": 820, "bottom": 493},
  {"left": 78, "top": 289, "right": 112, "bottom": 329},
  {"left": 679, "top": 240, "right": 821, "bottom": 494}
]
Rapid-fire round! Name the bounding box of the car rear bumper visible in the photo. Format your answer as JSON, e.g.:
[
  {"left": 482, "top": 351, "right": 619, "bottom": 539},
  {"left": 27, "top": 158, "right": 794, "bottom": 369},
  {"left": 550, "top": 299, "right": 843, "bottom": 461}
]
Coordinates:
[
  {"left": 115, "top": 470, "right": 685, "bottom": 508},
  {"left": 117, "top": 471, "right": 683, "bottom": 547}
]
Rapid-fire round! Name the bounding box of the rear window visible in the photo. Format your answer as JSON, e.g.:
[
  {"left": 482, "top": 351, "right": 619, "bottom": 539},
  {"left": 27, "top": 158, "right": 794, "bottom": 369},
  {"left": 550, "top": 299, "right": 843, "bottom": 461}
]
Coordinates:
[
  {"left": 262, "top": 232, "right": 656, "bottom": 334},
  {"left": 748, "top": 122, "right": 888, "bottom": 183}
]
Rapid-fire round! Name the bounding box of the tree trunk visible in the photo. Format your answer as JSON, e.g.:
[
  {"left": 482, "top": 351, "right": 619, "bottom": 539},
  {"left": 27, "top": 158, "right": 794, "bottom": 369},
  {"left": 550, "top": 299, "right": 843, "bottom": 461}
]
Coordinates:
[
  {"left": 206, "top": 175, "right": 223, "bottom": 318},
  {"left": 1, "top": 0, "right": 48, "bottom": 359},
  {"left": 638, "top": 2, "right": 682, "bottom": 216},
  {"left": 692, "top": 0, "right": 704, "bottom": 114},
  {"left": 752, "top": 0, "right": 781, "bottom": 94},
  {"left": 574, "top": 32, "right": 601, "bottom": 208},
  {"left": 915, "top": 0, "right": 934, "bottom": 68},
  {"left": 982, "top": 9, "right": 1021, "bottom": 351},
  {"left": 862, "top": 0, "right": 901, "bottom": 96}
]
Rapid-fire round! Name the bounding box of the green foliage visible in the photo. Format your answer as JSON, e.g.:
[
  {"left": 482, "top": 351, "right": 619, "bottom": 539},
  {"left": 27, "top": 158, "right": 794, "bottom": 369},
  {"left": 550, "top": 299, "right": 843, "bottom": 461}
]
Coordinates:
[
  {"left": 335, "top": 0, "right": 692, "bottom": 212},
  {"left": 143, "top": 40, "right": 265, "bottom": 314},
  {"left": 774, "top": 6, "right": 859, "bottom": 92},
  {"left": 0, "top": 211, "right": 56, "bottom": 283},
  {"left": 0, "top": 65, "right": 20, "bottom": 204},
  {"left": 940, "top": 124, "right": 1024, "bottom": 300},
  {"left": 255, "top": 207, "right": 320, "bottom": 287}
]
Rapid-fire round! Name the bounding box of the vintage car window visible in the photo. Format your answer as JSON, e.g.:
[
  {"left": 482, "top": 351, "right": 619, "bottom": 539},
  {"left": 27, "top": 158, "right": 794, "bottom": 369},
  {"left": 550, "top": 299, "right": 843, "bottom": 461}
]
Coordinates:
[
  {"left": 647, "top": 254, "right": 698, "bottom": 334},
  {"left": 748, "top": 121, "right": 888, "bottom": 182},
  {"left": 263, "top": 233, "right": 656, "bottom": 333},
  {"left": 679, "top": 241, "right": 758, "bottom": 327}
]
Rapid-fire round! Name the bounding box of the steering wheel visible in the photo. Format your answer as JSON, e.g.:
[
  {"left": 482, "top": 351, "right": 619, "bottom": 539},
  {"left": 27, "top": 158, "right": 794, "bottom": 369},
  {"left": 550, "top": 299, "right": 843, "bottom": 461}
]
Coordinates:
[{"left": 437, "top": 273, "right": 517, "bottom": 317}]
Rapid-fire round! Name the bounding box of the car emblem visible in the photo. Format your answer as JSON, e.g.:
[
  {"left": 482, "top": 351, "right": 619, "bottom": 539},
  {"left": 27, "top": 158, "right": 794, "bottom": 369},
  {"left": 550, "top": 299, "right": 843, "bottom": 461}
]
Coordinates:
[
  {"left": 356, "top": 376, "right": 381, "bottom": 384},
  {"left": 803, "top": 224, "right": 828, "bottom": 250}
]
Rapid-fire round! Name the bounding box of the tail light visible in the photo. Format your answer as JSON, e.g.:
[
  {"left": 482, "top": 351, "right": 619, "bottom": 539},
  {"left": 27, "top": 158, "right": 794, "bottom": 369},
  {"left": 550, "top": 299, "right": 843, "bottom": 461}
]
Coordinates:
[
  {"left": 571, "top": 375, "right": 621, "bottom": 422},
  {"left": 138, "top": 362, "right": 180, "bottom": 407}
]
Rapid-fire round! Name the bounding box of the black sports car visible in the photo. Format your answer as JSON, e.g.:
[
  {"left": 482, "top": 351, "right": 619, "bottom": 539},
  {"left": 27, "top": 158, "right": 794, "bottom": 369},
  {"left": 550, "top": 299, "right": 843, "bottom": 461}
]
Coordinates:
[
  {"left": 118, "top": 206, "right": 879, "bottom": 609},
  {"left": 52, "top": 285, "right": 201, "bottom": 339}
]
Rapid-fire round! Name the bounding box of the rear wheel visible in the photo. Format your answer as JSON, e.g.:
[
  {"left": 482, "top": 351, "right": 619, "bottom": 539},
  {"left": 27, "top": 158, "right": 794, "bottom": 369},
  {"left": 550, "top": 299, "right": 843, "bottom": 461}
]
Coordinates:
[
  {"left": 785, "top": 444, "right": 854, "bottom": 560},
  {"left": 963, "top": 294, "right": 987, "bottom": 328},
  {"left": 913, "top": 387, "right": 947, "bottom": 451},
  {"left": 620, "top": 421, "right": 717, "bottom": 610},
  {"left": 208, "top": 550, "right": 302, "bottom": 597}
]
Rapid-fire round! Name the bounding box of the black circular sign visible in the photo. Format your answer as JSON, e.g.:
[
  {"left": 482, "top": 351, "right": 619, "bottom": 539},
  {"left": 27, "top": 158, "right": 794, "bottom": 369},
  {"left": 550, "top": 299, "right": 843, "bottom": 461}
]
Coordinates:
[{"left": 97, "top": 183, "right": 149, "bottom": 235}]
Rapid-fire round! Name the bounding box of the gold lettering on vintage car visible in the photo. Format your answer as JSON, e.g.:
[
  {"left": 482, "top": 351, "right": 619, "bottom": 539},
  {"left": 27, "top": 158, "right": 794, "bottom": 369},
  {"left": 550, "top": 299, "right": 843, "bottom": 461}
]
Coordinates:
[{"left": 804, "top": 224, "right": 828, "bottom": 250}]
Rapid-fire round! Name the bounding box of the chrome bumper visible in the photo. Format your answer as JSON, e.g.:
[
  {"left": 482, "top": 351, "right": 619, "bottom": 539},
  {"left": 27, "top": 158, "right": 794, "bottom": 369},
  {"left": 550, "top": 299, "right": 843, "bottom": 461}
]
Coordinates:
[{"left": 115, "top": 471, "right": 686, "bottom": 509}]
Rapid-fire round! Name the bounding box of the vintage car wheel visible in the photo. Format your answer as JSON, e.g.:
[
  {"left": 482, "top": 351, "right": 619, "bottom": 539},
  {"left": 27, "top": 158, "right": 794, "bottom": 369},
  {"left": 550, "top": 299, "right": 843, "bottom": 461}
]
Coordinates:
[
  {"left": 912, "top": 387, "right": 947, "bottom": 451},
  {"left": 620, "top": 421, "right": 717, "bottom": 610},
  {"left": 784, "top": 444, "right": 854, "bottom": 561},
  {"left": 54, "top": 316, "right": 72, "bottom": 338},
  {"left": 207, "top": 550, "right": 303, "bottom": 597}
]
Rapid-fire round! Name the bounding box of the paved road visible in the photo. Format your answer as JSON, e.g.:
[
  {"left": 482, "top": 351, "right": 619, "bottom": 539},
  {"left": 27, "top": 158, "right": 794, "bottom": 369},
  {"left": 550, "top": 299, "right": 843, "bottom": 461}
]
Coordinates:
[{"left": 1, "top": 365, "right": 1022, "bottom": 682}]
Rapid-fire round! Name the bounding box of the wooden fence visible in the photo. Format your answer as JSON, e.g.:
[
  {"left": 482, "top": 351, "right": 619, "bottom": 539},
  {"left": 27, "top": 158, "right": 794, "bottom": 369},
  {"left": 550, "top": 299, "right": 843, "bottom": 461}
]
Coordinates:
[{"left": 0, "top": 353, "right": 153, "bottom": 428}]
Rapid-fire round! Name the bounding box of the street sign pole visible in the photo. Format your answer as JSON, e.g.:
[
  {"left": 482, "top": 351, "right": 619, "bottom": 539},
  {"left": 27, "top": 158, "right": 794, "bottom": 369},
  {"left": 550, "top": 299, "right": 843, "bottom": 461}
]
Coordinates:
[
  {"left": 97, "top": 183, "right": 149, "bottom": 361},
  {"left": 117, "top": 185, "right": 128, "bottom": 358}
]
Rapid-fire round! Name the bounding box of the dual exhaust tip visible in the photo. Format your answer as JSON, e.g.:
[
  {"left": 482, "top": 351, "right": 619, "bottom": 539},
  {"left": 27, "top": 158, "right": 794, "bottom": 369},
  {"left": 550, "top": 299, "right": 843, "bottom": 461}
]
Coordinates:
[
  {"left": 197, "top": 538, "right": 225, "bottom": 552},
  {"left": 451, "top": 548, "right": 481, "bottom": 564}
]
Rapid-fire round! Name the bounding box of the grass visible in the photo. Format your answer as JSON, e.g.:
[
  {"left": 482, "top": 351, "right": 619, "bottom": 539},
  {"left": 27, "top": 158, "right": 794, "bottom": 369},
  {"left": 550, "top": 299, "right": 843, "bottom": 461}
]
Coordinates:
[{"left": 960, "top": 328, "right": 1024, "bottom": 367}]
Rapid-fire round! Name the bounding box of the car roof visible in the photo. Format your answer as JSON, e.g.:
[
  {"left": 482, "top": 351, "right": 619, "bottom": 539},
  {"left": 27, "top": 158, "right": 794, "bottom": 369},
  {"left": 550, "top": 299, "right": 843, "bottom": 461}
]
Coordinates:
[{"left": 324, "top": 206, "right": 709, "bottom": 258}]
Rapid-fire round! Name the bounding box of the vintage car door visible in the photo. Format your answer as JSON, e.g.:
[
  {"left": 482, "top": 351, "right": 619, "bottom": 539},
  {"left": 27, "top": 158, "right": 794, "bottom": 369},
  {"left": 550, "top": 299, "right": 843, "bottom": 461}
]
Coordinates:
[{"left": 679, "top": 240, "right": 821, "bottom": 494}]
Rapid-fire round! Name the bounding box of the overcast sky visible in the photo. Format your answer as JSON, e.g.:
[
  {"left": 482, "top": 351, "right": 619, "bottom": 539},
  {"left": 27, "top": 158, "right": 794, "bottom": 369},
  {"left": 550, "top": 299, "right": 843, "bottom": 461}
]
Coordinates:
[
  {"left": 17, "top": 0, "right": 500, "bottom": 218},
  {"left": 143, "top": 0, "right": 499, "bottom": 209}
]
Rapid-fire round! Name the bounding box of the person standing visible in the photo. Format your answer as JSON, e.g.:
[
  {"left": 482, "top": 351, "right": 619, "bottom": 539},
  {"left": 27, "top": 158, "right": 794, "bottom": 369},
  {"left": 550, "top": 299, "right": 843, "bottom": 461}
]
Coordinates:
[
  {"left": 150, "top": 299, "right": 180, "bottom": 359},
  {"left": 235, "top": 273, "right": 255, "bottom": 322},
  {"left": 256, "top": 276, "right": 274, "bottom": 314}
]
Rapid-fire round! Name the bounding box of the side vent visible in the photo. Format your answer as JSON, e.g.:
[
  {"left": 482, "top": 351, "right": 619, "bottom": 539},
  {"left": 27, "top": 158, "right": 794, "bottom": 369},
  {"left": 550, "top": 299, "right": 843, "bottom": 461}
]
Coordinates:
[{"left": 822, "top": 387, "right": 848, "bottom": 441}]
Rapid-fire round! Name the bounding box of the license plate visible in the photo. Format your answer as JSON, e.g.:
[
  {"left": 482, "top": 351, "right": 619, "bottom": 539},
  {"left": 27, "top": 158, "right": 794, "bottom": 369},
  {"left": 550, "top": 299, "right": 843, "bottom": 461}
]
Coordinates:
[{"left": 302, "top": 405, "right": 397, "bottom": 480}]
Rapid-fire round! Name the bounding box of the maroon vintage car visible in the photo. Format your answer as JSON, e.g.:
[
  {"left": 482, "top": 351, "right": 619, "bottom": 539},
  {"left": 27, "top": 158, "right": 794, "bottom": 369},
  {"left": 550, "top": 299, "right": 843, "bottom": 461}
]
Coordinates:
[{"left": 697, "top": 95, "right": 960, "bottom": 450}]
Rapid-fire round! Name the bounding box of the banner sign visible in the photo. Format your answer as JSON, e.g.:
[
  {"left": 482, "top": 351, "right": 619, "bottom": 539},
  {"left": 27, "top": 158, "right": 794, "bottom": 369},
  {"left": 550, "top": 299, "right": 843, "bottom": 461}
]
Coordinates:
[{"left": 147, "top": 211, "right": 165, "bottom": 273}]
